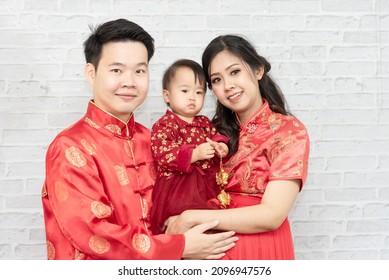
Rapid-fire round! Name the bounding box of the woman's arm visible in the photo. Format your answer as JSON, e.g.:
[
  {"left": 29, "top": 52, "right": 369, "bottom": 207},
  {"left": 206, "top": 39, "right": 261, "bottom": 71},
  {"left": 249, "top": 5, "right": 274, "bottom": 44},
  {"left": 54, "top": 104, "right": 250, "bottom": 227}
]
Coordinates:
[{"left": 166, "top": 179, "right": 300, "bottom": 234}]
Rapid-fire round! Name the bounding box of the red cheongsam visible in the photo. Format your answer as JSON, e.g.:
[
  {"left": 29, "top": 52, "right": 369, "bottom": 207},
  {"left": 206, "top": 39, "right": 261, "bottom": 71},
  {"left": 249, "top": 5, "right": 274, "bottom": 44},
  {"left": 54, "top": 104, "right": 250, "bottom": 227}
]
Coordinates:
[
  {"left": 42, "top": 101, "right": 184, "bottom": 259},
  {"left": 220, "top": 99, "right": 310, "bottom": 260},
  {"left": 149, "top": 110, "right": 228, "bottom": 234}
]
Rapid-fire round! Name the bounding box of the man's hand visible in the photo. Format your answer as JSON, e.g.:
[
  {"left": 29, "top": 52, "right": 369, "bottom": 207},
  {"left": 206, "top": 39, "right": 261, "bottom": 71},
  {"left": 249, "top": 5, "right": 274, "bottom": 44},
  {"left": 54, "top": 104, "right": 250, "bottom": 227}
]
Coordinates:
[{"left": 182, "top": 220, "right": 238, "bottom": 259}]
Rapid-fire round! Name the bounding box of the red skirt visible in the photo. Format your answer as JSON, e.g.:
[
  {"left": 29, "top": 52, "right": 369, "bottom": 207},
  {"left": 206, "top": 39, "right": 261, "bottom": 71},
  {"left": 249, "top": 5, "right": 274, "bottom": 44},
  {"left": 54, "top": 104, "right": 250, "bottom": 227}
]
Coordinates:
[
  {"left": 150, "top": 168, "right": 218, "bottom": 235},
  {"left": 221, "top": 194, "right": 295, "bottom": 260}
]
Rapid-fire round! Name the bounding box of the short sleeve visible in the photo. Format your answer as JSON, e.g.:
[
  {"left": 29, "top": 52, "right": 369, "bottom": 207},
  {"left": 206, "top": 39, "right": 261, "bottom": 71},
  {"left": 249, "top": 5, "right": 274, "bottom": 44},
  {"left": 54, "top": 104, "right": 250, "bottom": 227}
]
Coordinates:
[{"left": 268, "top": 120, "right": 310, "bottom": 190}]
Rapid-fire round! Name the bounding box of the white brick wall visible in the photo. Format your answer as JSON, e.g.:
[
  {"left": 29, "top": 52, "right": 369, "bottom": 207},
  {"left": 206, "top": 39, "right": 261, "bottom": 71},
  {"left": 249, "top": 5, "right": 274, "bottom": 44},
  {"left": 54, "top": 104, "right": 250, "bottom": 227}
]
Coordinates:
[{"left": 0, "top": 0, "right": 388, "bottom": 260}]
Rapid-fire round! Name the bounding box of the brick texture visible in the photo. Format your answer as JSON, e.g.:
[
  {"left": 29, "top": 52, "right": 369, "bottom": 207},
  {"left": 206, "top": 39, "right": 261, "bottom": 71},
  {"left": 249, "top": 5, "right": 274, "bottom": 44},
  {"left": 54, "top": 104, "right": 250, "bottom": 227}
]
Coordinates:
[{"left": 0, "top": 0, "right": 388, "bottom": 260}]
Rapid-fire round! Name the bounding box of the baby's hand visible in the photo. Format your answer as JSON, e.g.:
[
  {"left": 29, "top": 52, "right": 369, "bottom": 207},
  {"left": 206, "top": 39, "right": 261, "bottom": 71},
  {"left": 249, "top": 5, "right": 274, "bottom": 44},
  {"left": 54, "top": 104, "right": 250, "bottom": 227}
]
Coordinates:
[
  {"left": 216, "top": 142, "right": 229, "bottom": 158},
  {"left": 192, "top": 142, "right": 216, "bottom": 162},
  {"left": 206, "top": 138, "right": 229, "bottom": 158}
]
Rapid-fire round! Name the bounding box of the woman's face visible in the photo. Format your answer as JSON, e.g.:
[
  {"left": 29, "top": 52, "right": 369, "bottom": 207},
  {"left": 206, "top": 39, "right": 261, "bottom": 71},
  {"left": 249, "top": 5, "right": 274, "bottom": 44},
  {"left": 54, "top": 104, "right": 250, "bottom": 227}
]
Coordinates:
[{"left": 208, "top": 50, "right": 264, "bottom": 123}]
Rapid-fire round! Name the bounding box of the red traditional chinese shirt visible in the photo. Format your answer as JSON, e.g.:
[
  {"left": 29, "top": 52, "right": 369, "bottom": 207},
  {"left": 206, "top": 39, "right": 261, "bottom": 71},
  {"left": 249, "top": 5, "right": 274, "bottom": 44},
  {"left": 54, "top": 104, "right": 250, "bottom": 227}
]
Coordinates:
[
  {"left": 224, "top": 99, "right": 310, "bottom": 197},
  {"left": 42, "top": 101, "right": 184, "bottom": 260}
]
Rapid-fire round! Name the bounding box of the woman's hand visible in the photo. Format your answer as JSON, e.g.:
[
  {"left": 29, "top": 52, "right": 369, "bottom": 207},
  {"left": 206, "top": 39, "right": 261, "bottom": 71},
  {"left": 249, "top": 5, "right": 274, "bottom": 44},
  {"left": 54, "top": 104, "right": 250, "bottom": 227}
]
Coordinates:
[{"left": 165, "top": 211, "right": 193, "bottom": 234}]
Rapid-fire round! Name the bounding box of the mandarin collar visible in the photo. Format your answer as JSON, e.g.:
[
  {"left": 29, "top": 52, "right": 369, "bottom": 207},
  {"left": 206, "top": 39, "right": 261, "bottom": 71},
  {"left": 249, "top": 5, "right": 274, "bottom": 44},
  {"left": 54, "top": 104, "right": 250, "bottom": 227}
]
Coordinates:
[
  {"left": 84, "top": 100, "right": 135, "bottom": 139},
  {"left": 165, "top": 109, "right": 208, "bottom": 127},
  {"left": 237, "top": 99, "right": 270, "bottom": 130}
]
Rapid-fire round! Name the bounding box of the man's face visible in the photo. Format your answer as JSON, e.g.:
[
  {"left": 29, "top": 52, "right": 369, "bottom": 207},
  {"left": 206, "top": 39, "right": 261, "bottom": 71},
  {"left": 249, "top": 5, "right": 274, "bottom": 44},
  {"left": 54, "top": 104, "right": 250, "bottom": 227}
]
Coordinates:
[{"left": 85, "top": 41, "right": 149, "bottom": 122}]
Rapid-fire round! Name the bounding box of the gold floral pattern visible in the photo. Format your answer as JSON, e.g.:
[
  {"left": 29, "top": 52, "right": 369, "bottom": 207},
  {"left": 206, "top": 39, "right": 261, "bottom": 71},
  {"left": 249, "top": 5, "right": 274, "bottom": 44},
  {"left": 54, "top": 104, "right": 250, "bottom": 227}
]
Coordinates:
[
  {"left": 74, "top": 249, "right": 86, "bottom": 260},
  {"left": 225, "top": 136, "right": 257, "bottom": 168},
  {"left": 65, "top": 146, "right": 87, "bottom": 167},
  {"left": 247, "top": 123, "right": 258, "bottom": 134},
  {"left": 91, "top": 201, "right": 112, "bottom": 219},
  {"left": 54, "top": 181, "right": 69, "bottom": 202},
  {"left": 41, "top": 184, "right": 47, "bottom": 197},
  {"left": 81, "top": 139, "right": 97, "bottom": 155},
  {"left": 114, "top": 165, "right": 130, "bottom": 186},
  {"left": 141, "top": 198, "right": 149, "bottom": 220},
  {"left": 89, "top": 235, "right": 110, "bottom": 254},
  {"left": 132, "top": 233, "right": 151, "bottom": 253},
  {"left": 291, "top": 160, "right": 304, "bottom": 176},
  {"left": 47, "top": 240, "right": 55, "bottom": 260},
  {"left": 268, "top": 113, "right": 282, "bottom": 132},
  {"left": 271, "top": 132, "right": 296, "bottom": 162},
  {"left": 105, "top": 124, "right": 121, "bottom": 135},
  {"left": 84, "top": 117, "right": 100, "bottom": 129}
]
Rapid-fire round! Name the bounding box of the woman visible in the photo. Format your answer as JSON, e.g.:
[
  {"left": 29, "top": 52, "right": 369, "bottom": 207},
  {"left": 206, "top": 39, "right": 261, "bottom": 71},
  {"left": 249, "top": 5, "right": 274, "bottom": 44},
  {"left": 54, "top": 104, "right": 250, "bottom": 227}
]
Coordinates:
[{"left": 165, "top": 35, "right": 310, "bottom": 260}]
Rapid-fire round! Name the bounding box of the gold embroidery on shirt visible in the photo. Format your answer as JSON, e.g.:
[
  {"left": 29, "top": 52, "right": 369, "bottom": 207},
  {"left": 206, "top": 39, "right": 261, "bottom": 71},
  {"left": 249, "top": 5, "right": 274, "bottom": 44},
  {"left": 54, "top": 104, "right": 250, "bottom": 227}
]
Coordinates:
[
  {"left": 54, "top": 181, "right": 69, "bottom": 202},
  {"left": 81, "top": 139, "right": 97, "bottom": 155},
  {"left": 91, "top": 201, "right": 112, "bottom": 219},
  {"left": 84, "top": 117, "right": 100, "bottom": 129},
  {"left": 270, "top": 132, "right": 297, "bottom": 163},
  {"left": 41, "top": 184, "right": 47, "bottom": 197},
  {"left": 247, "top": 123, "right": 258, "bottom": 134},
  {"left": 256, "top": 177, "right": 265, "bottom": 190},
  {"left": 291, "top": 160, "right": 304, "bottom": 176},
  {"left": 239, "top": 161, "right": 256, "bottom": 193},
  {"left": 105, "top": 124, "right": 121, "bottom": 134},
  {"left": 132, "top": 233, "right": 151, "bottom": 253},
  {"left": 226, "top": 136, "right": 257, "bottom": 168},
  {"left": 114, "top": 165, "right": 130, "bottom": 186},
  {"left": 292, "top": 168, "right": 302, "bottom": 176},
  {"left": 165, "top": 152, "right": 175, "bottom": 163},
  {"left": 89, "top": 235, "right": 110, "bottom": 254},
  {"left": 268, "top": 113, "right": 282, "bottom": 132},
  {"left": 74, "top": 249, "right": 86, "bottom": 260},
  {"left": 47, "top": 240, "right": 55, "bottom": 260},
  {"left": 141, "top": 198, "right": 149, "bottom": 219},
  {"left": 65, "top": 146, "right": 87, "bottom": 167},
  {"left": 282, "top": 132, "right": 296, "bottom": 151}
]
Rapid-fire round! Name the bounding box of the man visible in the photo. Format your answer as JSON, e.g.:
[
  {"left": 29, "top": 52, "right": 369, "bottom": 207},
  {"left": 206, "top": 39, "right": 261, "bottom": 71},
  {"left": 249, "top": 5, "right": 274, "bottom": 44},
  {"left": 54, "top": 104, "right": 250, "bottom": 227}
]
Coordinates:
[{"left": 42, "top": 18, "right": 236, "bottom": 260}]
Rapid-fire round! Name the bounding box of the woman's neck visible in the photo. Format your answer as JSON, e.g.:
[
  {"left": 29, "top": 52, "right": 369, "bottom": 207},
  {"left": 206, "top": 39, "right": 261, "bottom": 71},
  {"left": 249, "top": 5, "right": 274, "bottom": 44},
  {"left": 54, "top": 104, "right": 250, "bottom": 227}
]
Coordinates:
[{"left": 237, "top": 98, "right": 263, "bottom": 125}]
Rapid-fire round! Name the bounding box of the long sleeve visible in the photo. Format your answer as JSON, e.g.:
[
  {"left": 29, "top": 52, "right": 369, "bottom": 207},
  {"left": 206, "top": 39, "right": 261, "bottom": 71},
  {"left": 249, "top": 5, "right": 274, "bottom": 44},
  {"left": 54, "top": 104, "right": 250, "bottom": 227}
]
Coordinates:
[
  {"left": 42, "top": 103, "right": 185, "bottom": 260},
  {"left": 151, "top": 121, "right": 195, "bottom": 174}
]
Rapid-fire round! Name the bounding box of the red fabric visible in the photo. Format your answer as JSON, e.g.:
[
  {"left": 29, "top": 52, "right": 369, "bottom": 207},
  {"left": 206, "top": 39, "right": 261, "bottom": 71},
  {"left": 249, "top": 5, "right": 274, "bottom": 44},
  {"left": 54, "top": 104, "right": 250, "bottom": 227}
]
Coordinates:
[
  {"left": 220, "top": 99, "right": 310, "bottom": 259},
  {"left": 224, "top": 100, "right": 310, "bottom": 195},
  {"left": 150, "top": 110, "right": 227, "bottom": 234},
  {"left": 150, "top": 168, "right": 218, "bottom": 234},
  {"left": 221, "top": 194, "right": 295, "bottom": 260},
  {"left": 42, "top": 101, "right": 184, "bottom": 260}
]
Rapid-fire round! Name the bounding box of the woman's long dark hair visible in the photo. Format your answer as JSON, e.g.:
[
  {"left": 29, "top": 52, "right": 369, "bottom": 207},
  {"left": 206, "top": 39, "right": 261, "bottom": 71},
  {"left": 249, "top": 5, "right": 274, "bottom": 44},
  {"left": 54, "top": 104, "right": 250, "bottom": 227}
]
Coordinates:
[{"left": 202, "top": 35, "right": 290, "bottom": 156}]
